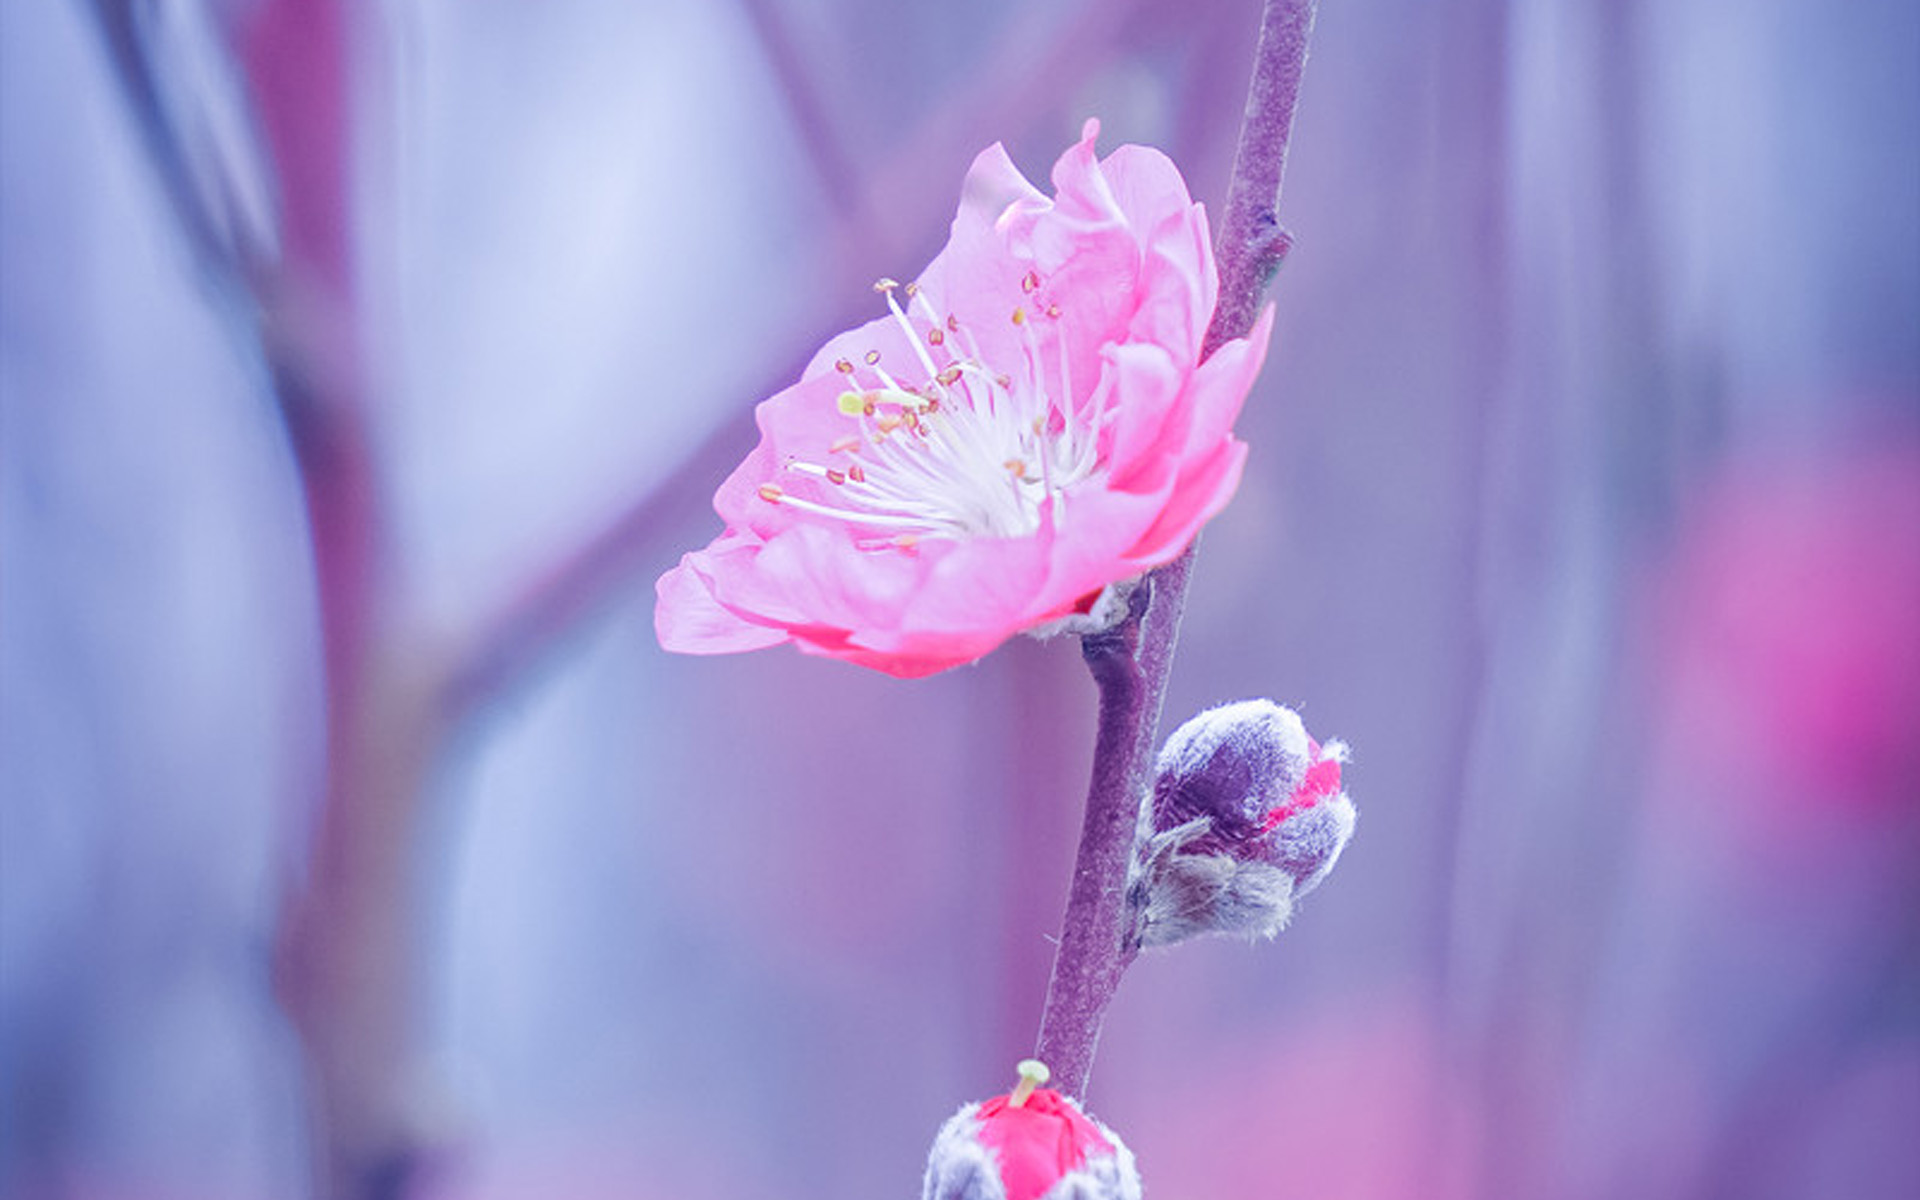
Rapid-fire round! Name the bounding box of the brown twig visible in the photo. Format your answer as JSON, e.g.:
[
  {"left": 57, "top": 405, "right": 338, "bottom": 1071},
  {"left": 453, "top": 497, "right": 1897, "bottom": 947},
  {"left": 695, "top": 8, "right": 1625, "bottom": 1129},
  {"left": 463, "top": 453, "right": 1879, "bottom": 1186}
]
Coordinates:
[{"left": 1032, "top": 0, "right": 1319, "bottom": 1101}]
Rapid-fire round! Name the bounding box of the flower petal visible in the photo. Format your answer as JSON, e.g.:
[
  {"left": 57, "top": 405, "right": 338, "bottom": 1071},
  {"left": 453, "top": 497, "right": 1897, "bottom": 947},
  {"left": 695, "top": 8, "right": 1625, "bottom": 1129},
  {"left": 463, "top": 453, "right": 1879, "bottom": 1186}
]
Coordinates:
[
  {"left": 1128, "top": 202, "right": 1216, "bottom": 359},
  {"left": 654, "top": 538, "right": 792, "bottom": 654},
  {"left": 1126, "top": 437, "right": 1249, "bottom": 565},
  {"left": 1180, "top": 304, "right": 1274, "bottom": 459},
  {"left": 1100, "top": 341, "right": 1187, "bottom": 492},
  {"left": 1099, "top": 142, "right": 1206, "bottom": 242}
]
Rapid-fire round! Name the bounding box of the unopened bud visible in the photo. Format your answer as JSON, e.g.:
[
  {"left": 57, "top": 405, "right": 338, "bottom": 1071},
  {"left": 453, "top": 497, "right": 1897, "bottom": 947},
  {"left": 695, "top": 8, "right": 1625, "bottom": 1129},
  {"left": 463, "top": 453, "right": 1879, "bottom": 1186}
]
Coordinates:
[
  {"left": 923, "top": 1063, "right": 1141, "bottom": 1200},
  {"left": 1152, "top": 699, "right": 1313, "bottom": 843},
  {"left": 1132, "top": 700, "right": 1356, "bottom": 947}
]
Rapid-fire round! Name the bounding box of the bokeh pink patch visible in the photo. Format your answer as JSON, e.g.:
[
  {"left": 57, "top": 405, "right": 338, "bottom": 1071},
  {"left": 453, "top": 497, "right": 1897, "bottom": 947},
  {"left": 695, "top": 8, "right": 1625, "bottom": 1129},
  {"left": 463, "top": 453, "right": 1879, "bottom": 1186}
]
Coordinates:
[{"left": 1650, "top": 440, "right": 1920, "bottom": 828}]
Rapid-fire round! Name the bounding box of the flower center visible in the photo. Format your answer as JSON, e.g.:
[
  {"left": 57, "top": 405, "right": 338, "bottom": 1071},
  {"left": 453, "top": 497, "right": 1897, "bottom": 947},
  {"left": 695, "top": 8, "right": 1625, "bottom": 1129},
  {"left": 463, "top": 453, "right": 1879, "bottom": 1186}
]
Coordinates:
[{"left": 756, "top": 274, "right": 1108, "bottom": 548}]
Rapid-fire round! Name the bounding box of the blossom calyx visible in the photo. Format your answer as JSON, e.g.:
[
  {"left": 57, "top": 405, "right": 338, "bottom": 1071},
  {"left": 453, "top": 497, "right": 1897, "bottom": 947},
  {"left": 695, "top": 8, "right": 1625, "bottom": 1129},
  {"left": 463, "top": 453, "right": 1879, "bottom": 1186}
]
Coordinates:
[
  {"left": 1132, "top": 700, "right": 1355, "bottom": 947},
  {"left": 924, "top": 1062, "right": 1141, "bottom": 1200}
]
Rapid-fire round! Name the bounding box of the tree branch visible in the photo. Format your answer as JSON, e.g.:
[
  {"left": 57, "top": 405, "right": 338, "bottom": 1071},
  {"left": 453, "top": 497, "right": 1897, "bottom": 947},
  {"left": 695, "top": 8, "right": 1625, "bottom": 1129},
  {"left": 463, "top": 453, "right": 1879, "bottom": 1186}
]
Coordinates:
[{"left": 1032, "top": 0, "right": 1319, "bottom": 1101}]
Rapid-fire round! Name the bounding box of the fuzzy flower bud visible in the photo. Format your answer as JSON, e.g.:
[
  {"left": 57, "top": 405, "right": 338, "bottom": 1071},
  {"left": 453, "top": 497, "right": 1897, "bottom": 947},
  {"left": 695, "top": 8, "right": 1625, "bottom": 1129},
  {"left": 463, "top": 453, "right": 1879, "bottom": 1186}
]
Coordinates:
[
  {"left": 1132, "top": 700, "right": 1355, "bottom": 947},
  {"left": 924, "top": 1061, "right": 1141, "bottom": 1200}
]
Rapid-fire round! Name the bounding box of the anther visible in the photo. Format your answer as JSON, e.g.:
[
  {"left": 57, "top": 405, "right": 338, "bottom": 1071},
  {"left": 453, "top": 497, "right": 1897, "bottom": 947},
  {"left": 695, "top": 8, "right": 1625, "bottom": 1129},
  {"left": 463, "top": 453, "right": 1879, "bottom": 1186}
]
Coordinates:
[
  {"left": 1021, "top": 270, "right": 1040, "bottom": 294},
  {"left": 874, "top": 277, "right": 900, "bottom": 292},
  {"left": 757, "top": 483, "right": 784, "bottom": 503},
  {"left": 946, "top": 315, "right": 960, "bottom": 332},
  {"left": 847, "top": 464, "right": 867, "bottom": 483},
  {"left": 1011, "top": 307, "right": 1026, "bottom": 326},
  {"left": 835, "top": 358, "right": 854, "bottom": 374},
  {"left": 826, "top": 468, "right": 847, "bottom": 485},
  {"left": 1046, "top": 303, "right": 1061, "bottom": 319},
  {"left": 864, "top": 349, "right": 882, "bottom": 365},
  {"left": 829, "top": 435, "right": 861, "bottom": 455},
  {"left": 903, "top": 281, "right": 919, "bottom": 297},
  {"left": 1004, "top": 458, "right": 1027, "bottom": 475},
  {"left": 928, "top": 328, "right": 945, "bottom": 346}
]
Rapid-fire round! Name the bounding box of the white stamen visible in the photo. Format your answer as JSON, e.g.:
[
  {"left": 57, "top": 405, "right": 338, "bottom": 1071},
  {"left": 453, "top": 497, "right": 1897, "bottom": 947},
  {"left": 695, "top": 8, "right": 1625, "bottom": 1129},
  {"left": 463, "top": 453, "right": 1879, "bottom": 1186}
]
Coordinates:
[
  {"left": 766, "top": 273, "right": 1105, "bottom": 544},
  {"left": 883, "top": 285, "right": 946, "bottom": 383}
]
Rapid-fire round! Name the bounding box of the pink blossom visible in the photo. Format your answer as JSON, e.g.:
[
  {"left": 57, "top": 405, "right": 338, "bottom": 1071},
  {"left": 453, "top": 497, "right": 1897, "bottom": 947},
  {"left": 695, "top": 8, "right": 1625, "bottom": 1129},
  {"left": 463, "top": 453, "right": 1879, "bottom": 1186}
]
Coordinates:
[{"left": 656, "top": 119, "right": 1274, "bottom": 677}]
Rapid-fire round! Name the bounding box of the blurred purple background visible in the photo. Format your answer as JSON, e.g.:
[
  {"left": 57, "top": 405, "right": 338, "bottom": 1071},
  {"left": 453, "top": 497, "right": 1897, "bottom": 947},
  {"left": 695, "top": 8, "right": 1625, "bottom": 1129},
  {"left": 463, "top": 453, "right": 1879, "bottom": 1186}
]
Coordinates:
[{"left": 3, "top": 0, "right": 1916, "bottom": 1197}]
